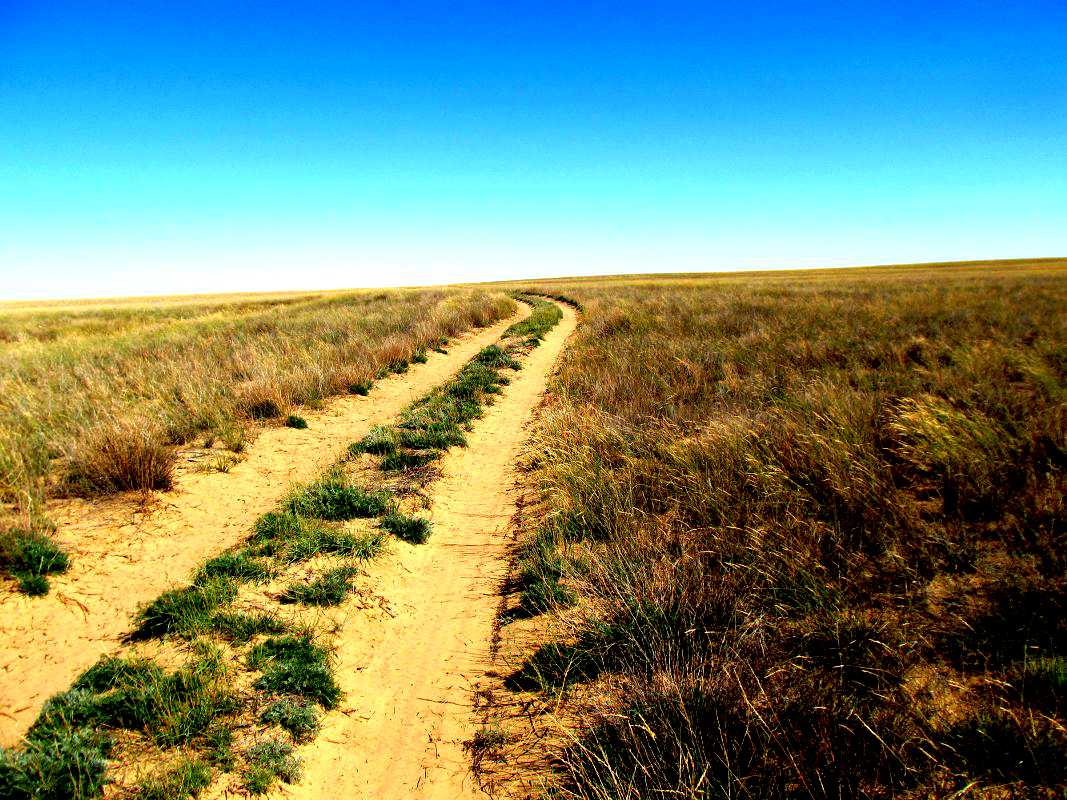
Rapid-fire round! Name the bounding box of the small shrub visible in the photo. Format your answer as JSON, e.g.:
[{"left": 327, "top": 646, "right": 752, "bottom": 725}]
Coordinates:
[
  {"left": 243, "top": 738, "right": 301, "bottom": 795},
  {"left": 137, "top": 756, "right": 212, "bottom": 800},
  {"left": 248, "top": 635, "right": 341, "bottom": 708},
  {"left": 281, "top": 566, "right": 359, "bottom": 606},
  {"left": 260, "top": 698, "right": 320, "bottom": 742},
  {"left": 380, "top": 511, "right": 432, "bottom": 544},
  {"left": 284, "top": 415, "right": 308, "bottom": 429},
  {"left": 412, "top": 350, "right": 429, "bottom": 364}
]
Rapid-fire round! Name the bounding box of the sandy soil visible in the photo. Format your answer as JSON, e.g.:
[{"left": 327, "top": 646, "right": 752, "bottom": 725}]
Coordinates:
[
  {"left": 286, "top": 301, "right": 577, "bottom": 800},
  {"left": 0, "top": 309, "right": 523, "bottom": 747}
]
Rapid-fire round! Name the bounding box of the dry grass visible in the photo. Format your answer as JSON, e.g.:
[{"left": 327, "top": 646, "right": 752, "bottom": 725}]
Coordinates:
[
  {"left": 0, "top": 288, "right": 514, "bottom": 517},
  {"left": 499, "top": 259, "right": 1067, "bottom": 798}
]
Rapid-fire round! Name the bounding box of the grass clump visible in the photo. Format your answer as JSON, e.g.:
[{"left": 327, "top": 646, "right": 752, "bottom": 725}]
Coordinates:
[
  {"left": 282, "top": 472, "right": 390, "bottom": 520},
  {"left": 284, "top": 415, "right": 307, "bottom": 429},
  {"left": 0, "top": 526, "right": 70, "bottom": 596},
  {"left": 348, "top": 379, "right": 373, "bottom": 395},
  {"left": 260, "top": 698, "right": 320, "bottom": 742},
  {"left": 0, "top": 728, "right": 111, "bottom": 800},
  {"left": 66, "top": 418, "right": 176, "bottom": 494},
  {"left": 243, "top": 739, "right": 301, "bottom": 795},
  {"left": 248, "top": 634, "right": 341, "bottom": 709},
  {"left": 380, "top": 511, "right": 432, "bottom": 544},
  {"left": 137, "top": 756, "right": 212, "bottom": 800},
  {"left": 280, "top": 565, "right": 359, "bottom": 606},
  {"left": 133, "top": 578, "right": 238, "bottom": 639},
  {"left": 195, "top": 551, "right": 273, "bottom": 584},
  {"left": 210, "top": 610, "right": 288, "bottom": 643}
]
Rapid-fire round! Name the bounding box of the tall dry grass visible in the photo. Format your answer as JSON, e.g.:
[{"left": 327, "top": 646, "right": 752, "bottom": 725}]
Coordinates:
[
  {"left": 0, "top": 289, "right": 514, "bottom": 521},
  {"left": 506, "top": 260, "right": 1066, "bottom": 798}
]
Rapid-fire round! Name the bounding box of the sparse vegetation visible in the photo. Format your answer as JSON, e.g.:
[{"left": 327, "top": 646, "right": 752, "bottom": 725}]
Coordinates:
[
  {"left": 284, "top": 414, "right": 308, "bottom": 429},
  {"left": 495, "top": 262, "right": 1067, "bottom": 798},
  {"left": 136, "top": 756, "right": 212, "bottom": 800}
]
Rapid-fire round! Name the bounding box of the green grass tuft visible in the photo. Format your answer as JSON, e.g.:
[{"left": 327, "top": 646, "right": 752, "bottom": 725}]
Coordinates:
[
  {"left": 243, "top": 739, "right": 301, "bottom": 795},
  {"left": 260, "top": 698, "right": 320, "bottom": 742},
  {"left": 284, "top": 415, "right": 308, "bottom": 429},
  {"left": 137, "top": 756, "right": 212, "bottom": 800},
  {"left": 380, "top": 511, "right": 432, "bottom": 544},
  {"left": 248, "top": 635, "right": 341, "bottom": 709},
  {"left": 280, "top": 566, "right": 359, "bottom": 606}
]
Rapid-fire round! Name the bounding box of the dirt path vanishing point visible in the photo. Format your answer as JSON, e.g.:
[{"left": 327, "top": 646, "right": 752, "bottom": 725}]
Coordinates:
[
  {"left": 0, "top": 308, "right": 525, "bottom": 747},
  {"left": 286, "top": 300, "right": 577, "bottom": 800}
]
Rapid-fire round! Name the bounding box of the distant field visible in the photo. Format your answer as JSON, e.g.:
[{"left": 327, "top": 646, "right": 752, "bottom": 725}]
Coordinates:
[
  {"left": 0, "top": 289, "right": 513, "bottom": 579},
  {"left": 492, "top": 259, "right": 1067, "bottom": 798}
]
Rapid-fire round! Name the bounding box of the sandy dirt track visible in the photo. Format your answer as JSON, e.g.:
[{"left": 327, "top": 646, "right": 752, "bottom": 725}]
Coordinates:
[
  {"left": 286, "top": 301, "right": 577, "bottom": 800},
  {"left": 0, "top": 309, "right": 523, "bottom": 747}
]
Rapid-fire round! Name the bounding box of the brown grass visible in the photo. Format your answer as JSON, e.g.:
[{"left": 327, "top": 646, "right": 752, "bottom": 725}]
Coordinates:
[
  {"left": 0, "top": 288, "right": 514, "bottom": 517},
  {"left": 495, "top": 259, "right": 1067, "bottom": 798}
]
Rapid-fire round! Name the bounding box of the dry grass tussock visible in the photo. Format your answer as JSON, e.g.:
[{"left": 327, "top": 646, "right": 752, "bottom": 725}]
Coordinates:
[
  {"left": 0, "top": 288, "right": 514, "bottom": 521},
  {"left": 504, "top": 260, "right": 1067, "bottom": 798}
]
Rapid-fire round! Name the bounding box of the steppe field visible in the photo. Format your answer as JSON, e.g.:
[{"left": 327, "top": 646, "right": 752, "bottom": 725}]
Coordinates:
[{"left": 1, "top": 259, "right": 1065, "bottom": 799}]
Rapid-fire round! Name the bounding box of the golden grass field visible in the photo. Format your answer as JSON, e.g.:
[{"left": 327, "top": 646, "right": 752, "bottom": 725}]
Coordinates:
[
  {"left": 483, "top": 258, "right": 1067, "bottom": 798},
  {"left": 0, "top": 260, "right": 1064, "bottom": 799}
]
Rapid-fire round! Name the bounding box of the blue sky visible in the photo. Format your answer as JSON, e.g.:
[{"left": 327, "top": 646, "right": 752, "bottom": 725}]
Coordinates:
[{"left": 1, "top": 2, "right": 1065, "bottom": 298}]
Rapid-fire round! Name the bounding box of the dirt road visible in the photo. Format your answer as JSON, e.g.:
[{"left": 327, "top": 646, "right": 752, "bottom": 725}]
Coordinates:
[
  {"left": 288, "top": 300, "right": 577, "bottom": 800},
  {"left": 0, "top": 308, "right": 524, "bottom": 747}
]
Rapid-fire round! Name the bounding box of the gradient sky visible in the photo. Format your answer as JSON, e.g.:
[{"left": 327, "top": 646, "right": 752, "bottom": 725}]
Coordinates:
[{"left": 1, "top": 2, "right": 1065, "bottom": 299}]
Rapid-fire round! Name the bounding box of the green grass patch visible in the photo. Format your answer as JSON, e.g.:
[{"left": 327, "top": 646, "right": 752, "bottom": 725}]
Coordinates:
[
  {"left": 380, "top": 511, "right": 432, "bottom": 544},
  {"left": 133, "top": 577, "right": 238, "bottom": 639},
  {"left": 0, "top": 527, "right": 70, "bottom": 596},
  {"left": 137, "top": 756, "right": 212, "bottom": 800},
  {"left": 210, "top": 610, "right": 288, "bottom": 643},
  {"left": 283, "top": 472, "right": 391, "bottom": 520},
  {"left": 284, "top": 415, "right": 307, "bottom": 429},
  {"left": 248, "top": 635, "right": 341, "bottom": 709},
  {"left": 260, "top": 698, "right": 320, "bottom": 742},
  {"left": 280, "top": 566, "right": 359, "bottom": 606},
  {"left": 243, "top": 739, "right": 301, "bottom": 795}
]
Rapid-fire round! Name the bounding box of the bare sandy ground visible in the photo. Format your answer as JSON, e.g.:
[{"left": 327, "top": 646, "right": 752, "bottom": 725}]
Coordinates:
[
  {"left": 0, "top": 309, "right": 523, "bottom": 747},
  {"left": 286, "top": 301, "right": 577, "bottom": 800}
]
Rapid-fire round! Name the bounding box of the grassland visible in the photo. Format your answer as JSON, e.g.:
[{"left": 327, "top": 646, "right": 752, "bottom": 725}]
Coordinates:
[
  {"left": 0, "top": 295, "right": 564, "bottom": 798},
  {"left": 0, "top": 288, "right": 514, "bottom": 592},
  {"left": 495, "top": 259, "right": 1067, "bottom": 798}
]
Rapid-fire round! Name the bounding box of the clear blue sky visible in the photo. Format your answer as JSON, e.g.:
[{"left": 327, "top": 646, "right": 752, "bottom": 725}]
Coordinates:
[{"left": 1, "top": 2, "right": 1065, "bottom": 299}]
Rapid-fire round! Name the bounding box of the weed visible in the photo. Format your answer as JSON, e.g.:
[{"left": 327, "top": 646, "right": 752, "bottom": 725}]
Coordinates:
[
  {"left": 243, "top": 738, "right": 301, "bottom": 794},
  {"left": 380, "top": 511, "right": 432, "bottom": 544},
  {"left": 248, "top": 635, "right": 342, "bottom": 708},
  {"left": 280, "top": 566, "right": 359, "bottom": 606},
  {"left": 203, "top": 722, "right": 236, "bottom": 770},
  {"left": 137, "top": 756, "right": 212, "bottom": 800},
  {"left": 284, "top": 415, "right": 308, "bottom": 429},
  {"left": 260, "top": 698, "right": 320, "bottom": 742}
]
